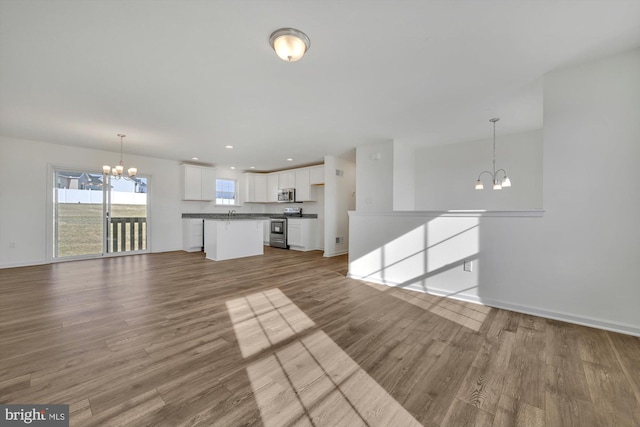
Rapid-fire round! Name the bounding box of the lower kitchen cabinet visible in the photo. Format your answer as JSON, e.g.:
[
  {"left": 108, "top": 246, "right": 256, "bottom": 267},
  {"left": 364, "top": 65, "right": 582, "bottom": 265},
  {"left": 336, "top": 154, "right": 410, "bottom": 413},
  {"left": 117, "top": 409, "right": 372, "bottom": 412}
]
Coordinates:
[
  {"left": 287, "top": 218, "right": 318, "bottom": 251},
  {"left": 263, "top": 219, "right": 270, "bottom": 245},
  {"left": 182, "top": 219, "right": 204, "bottom": 252}
]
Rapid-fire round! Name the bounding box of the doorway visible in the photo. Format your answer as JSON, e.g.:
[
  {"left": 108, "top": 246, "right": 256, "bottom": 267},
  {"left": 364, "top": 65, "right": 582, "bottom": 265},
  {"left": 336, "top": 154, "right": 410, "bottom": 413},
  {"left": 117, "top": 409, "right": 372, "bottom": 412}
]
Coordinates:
[{"left": 53, "top": 168, "right": 148, "bottom": 259}]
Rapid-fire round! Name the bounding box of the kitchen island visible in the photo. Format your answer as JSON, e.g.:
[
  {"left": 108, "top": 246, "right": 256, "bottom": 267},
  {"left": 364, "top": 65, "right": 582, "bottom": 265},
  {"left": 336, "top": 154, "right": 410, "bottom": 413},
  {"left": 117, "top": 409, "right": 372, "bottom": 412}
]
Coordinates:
[{"left": 204, "top": 218, "right": 265, "bottom": 261}]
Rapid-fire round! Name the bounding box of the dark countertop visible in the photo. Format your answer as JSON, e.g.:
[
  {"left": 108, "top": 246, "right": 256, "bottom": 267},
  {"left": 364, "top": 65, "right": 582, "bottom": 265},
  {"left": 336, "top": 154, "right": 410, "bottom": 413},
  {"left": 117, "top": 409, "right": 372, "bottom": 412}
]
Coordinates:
[
  {"left": 182, "top": 213, "right": 318, "bottom": 220},
  {"left": 266, "top": 214, "right": 318, "bottom": 219}
]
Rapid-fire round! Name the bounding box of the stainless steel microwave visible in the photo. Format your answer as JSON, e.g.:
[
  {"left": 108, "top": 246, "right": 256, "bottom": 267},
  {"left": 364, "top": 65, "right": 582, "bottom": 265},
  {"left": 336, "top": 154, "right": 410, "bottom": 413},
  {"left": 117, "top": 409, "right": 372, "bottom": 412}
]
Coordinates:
[{"left": 277, "top": 188, "right": 295, "bottom": 203}]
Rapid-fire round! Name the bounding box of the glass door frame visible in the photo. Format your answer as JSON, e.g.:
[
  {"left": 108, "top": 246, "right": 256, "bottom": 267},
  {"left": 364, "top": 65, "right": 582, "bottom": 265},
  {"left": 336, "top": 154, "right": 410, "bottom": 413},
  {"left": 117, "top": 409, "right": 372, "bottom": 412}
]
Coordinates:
[{"left": 47, "top": 164, "right": 151, "bottom": 263}]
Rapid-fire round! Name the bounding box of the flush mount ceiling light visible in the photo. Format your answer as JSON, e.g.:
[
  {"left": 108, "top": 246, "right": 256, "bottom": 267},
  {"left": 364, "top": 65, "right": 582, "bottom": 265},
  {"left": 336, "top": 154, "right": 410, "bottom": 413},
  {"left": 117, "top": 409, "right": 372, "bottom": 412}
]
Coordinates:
[
  {"left": 269, "top": 28, "right": 310, "bottom": 62},
  {"left": 103, "top": 134, "right": 137, "bottom": 179},
  {"left": 474, "top": 118, "right": 511, "bottom": 190}
]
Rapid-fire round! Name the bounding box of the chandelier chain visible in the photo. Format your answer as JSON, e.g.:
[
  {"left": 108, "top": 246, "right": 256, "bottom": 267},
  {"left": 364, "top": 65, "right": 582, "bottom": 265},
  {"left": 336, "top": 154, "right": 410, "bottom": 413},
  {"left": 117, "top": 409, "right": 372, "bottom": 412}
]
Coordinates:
[{"left": 493, "top": 119, "right": 496, "bottom": 176}]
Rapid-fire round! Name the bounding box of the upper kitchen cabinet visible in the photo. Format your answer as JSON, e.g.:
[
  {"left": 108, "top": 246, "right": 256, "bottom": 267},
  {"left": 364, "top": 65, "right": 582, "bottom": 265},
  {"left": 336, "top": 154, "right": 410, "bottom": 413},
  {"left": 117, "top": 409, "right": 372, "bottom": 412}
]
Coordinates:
[
  {"left": 254, "top": 174, "right": 268, "bottom": 202},
  {"left": 244, "top": 173, "right": 268, "bottom": 203},
  {"left": 267, "top": 173, "right": 279, "bottom": 203},
  {"left": 295, "top": 168, "right": 315, "bottom": 201},
  {"left": 278, "top": 171, "right": 295, "bottom": 189},
  {"left": 309, "top": 166, "right": 324, "bottom": 185},
  {"left": 244, "top": 173, "right": 255, "bottom": 202},
  {"left": 182, "top": 164, "right": 215, "bottom": 201},
  {"left": 244, "top": 165, "right": 324, "bottom": 203}
]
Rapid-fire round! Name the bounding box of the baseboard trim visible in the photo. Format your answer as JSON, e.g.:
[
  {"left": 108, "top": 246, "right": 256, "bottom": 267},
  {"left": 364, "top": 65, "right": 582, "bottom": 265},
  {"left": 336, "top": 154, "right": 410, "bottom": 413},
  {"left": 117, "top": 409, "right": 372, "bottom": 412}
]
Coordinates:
[
  {"left": 347, "top": 273, "right": 640, "bottom": 337},
  {"left": 0, "top": 260, "right": 48, "bottom": 269},
  {"left": 324, "top": 250, "right": 348, "bottom": 258}
]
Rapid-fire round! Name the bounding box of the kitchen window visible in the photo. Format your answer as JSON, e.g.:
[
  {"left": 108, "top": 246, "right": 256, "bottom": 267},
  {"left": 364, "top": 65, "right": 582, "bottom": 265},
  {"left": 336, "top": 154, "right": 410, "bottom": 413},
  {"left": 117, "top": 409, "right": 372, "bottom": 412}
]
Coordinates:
[{"left": 216, "top": 178, "right": 237, "bottom": 205}]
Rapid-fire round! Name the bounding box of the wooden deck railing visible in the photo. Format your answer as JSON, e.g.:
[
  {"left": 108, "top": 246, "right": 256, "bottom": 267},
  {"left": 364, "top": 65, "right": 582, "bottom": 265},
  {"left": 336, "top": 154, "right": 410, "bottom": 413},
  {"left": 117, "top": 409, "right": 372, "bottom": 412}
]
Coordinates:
[{"left": 108, "top": 217, "right": 147, "bottom": 252}]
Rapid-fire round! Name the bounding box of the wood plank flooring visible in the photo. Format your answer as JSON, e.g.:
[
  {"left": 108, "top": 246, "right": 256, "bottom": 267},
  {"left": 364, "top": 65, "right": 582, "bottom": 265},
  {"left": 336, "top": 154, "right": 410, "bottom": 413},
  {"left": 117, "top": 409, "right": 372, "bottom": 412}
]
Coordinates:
[{"left": 1, "top": 248, "right": 639, "bottom": 426}]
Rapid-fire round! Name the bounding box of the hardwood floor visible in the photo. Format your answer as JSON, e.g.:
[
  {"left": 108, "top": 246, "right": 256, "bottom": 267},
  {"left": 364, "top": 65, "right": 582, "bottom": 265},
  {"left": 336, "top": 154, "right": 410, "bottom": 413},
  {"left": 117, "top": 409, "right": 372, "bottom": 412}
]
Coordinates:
[{"left": 1, "top": 248, "right": 639, "bottom": 426}]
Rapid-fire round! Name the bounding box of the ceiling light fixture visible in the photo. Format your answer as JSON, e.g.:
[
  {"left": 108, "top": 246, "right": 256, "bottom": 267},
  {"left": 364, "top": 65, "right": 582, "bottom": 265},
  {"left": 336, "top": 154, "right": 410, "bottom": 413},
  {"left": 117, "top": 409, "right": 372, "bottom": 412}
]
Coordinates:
[
  {"left": 474, "top": 118, "right": 511, "bottom": 190},
  {"left": 269, "top": 28, "right": 310, "bottom": 62},
  {"left": 103, "top": 134, "right": 137, "bottom": 179},
  {"left": 286, "top": 158, "right": 293, "bottom": 162},
  {"left": 225, "top": 145, "right": 234, "bottom": 149}
]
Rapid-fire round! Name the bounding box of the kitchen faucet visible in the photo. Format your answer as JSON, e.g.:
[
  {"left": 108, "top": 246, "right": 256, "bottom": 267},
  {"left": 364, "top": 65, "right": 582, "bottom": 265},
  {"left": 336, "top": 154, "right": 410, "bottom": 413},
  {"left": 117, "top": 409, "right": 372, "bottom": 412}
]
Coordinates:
[{"left": 228, "top": 209, "right": 236, "bottom": 220}]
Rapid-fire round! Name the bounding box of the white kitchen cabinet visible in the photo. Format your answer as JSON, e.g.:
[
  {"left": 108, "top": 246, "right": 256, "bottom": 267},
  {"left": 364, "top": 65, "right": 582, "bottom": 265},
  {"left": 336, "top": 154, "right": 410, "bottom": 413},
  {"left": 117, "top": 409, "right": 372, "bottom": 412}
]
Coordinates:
[
  {"left": 201, "top": 168, "right": 216, "bottom": 200},
  {"left": 182, "top": 218, "right": 204, "bottom": 252},
  {"left": 254, "top": 174, "right": 267, "bottom": 202},
  {"left": 294, "top": 169, "right": 315, "bottom": 202},
  {"left": 263, "top": 219, "right": 270, "bottom": 245},
  {"left": 309, "top": 166, "right": 324, "bottom": 185},
  {"left": 244, "top": 173, "right": 268, "bottom": 203},
  {"left": 182, "top": 164, "right": 215, "bottom": 201},
  {"left": 287, "top": 218, "right": 318, "bottom": 251},
  {"left": 244, "top": 173, "right": 255, "bottom": 202},
  {"left": 267, "top": 173, "right": 279, "bottom": 203},
  {"left": 287, "top": 220, "right": 302, "bottom": 247},
  {"left": 241, "top": 165, "right": 324, "bottom": 203},
  {"left": 278, "top": 171, "right": 295, "bottom": 189},
  {"left": 183, "top": 165, "right": 201, "bottom": 200},
  {"left": 204, "top": 220, "right": 263, "bottom": 261}
]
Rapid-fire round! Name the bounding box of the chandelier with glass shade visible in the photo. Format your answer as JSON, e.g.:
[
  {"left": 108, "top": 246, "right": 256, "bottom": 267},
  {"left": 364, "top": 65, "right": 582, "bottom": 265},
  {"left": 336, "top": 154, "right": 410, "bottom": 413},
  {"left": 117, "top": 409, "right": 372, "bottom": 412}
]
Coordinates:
[
  {"left": 103, "top": 134, "right": 137, "bottom": 179},
  {"left": 474, "top": 118, "right": 511, "bottom": 190}
]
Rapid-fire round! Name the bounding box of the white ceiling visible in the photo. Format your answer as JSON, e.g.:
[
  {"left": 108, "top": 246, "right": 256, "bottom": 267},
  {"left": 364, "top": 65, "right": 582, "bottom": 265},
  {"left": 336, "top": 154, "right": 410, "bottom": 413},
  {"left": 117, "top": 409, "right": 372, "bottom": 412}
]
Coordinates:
[{"left": 1, "top": 1, "right": 639, "bottom": 172}]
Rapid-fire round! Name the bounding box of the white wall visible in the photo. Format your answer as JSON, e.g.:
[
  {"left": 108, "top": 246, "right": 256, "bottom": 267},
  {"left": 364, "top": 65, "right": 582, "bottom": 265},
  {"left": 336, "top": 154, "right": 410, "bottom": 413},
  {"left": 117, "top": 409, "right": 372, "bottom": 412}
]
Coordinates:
[
  {"left": 415, "top": 130, "right": 543, "bottom": 210},
  {"left": 324, "top": 155, "right": 355, "bottom": 256},
  {"left": 355, "top": 141, "right": 394, "bottom": 211},
  {"left": 0, "top": 136, "right": 184, "bottom": 268},
  {"left": 349, "top": 49, "right": 640, "bottom": 335},
  {"left": 393, "top": 141, "right": 416, "bottom": 210},
  {"left": 537, "top": 48, "right": 640, "bottom": 332}
]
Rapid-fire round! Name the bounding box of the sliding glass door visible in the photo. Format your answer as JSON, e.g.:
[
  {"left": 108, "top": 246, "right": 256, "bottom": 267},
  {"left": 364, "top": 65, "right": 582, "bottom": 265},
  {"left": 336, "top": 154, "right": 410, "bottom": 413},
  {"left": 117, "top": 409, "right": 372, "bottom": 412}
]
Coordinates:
[
  {"left": 106, "top": 175, "right": 147, "bottom": 253},
  {"left": 53, "top": 168, "right": 148, "bottom": 259}
]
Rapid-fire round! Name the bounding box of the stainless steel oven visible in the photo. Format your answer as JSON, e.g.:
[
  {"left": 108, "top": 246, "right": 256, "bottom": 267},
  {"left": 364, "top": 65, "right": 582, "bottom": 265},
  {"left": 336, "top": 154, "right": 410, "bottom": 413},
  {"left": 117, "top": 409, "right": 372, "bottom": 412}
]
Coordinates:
[
  {"left": 269, "top": 207, "right": 302, "bottom": 249},
  {"left": 269, "top": 218, "right": 288, "bottom": 249}
]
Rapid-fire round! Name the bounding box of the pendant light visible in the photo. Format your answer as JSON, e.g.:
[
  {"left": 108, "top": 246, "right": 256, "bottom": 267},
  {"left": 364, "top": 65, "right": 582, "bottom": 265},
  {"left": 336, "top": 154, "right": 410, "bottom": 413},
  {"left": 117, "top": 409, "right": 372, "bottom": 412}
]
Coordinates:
[
  {"left": 103, "top": 134, "right": 137, "bottom": 178},
  {"left": 474, "top": 118, "right": 511, "bottom": 190},
  {"left": 269, "top": 28, "right": 310, "bottom": 62}
]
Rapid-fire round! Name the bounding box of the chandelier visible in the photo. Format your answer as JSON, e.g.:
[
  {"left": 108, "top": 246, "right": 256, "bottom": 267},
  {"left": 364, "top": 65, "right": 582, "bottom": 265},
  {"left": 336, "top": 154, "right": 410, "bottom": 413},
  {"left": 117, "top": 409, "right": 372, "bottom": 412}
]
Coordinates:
[
  {"left": 103, "top": 134, "right": 137, "bottom": 179},
  {"left": 474, "top": 118, "right": 511, "bottom": 190}
]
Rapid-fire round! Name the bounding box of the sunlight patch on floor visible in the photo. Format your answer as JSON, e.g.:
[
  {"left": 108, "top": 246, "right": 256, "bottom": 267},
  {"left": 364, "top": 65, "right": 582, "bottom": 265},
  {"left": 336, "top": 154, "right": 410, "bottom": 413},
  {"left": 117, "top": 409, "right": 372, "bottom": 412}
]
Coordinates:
[
  {"left": 388, "top": 289, "right": 489, "bottom": 332},
  {"left": 227, "top": 288, "right": 421, "bottom": 427},
  {"left": 225, "top": 288, "right": 315, "bottom": 358}
]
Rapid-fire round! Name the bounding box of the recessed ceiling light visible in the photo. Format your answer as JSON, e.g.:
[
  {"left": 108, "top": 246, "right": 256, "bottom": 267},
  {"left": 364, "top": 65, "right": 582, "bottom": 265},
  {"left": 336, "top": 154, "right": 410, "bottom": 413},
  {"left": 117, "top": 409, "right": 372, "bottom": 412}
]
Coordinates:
[
  {"left": 286, "top": 158, "right": 293, "bottom": 162},
  {"left": 225, "top": 145, "right": 234, "bottom": 149},
  {"left": 230, "top": 166, "right": 236, "bottom": 170},
  {"left": 250, "top": 166, "right": 255, "bottom": 169},
  {"left": 192, "top": 157, "right": 199, "bottom": 160}
]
